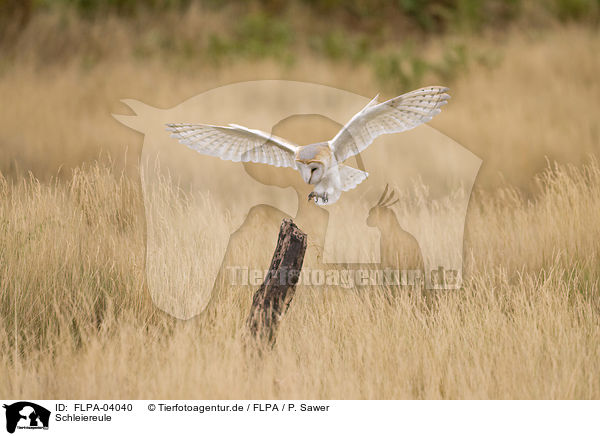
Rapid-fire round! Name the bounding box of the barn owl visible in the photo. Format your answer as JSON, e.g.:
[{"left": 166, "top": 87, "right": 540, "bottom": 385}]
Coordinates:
[{"left": 166, "top": 86, "right": 450, "bottom": 205}]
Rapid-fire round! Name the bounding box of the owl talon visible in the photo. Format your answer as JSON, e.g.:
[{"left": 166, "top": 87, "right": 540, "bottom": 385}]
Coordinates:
[{"left": 308, "top": 192, "right": 328, "bottom": 204}]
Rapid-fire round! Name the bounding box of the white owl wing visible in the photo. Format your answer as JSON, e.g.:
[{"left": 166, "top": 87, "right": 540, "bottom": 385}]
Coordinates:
[
  {"left": 166, "top": 123, "right": 299, "bottom": 168},
  {"left": 329, "top": 86, "right": 450, "bottom": 163}
]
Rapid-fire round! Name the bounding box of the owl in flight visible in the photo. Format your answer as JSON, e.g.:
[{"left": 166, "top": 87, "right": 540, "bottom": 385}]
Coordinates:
[{"left": 166, "top": 86, "right": 450, "bottom": 205}]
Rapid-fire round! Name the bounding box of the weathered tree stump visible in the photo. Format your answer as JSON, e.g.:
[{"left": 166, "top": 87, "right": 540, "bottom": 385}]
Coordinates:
[{"left": 246, "top": 219, "right": 307, "bottom": 346}]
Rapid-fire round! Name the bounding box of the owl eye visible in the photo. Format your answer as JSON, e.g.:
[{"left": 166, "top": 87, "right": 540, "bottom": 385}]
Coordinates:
[{"left": 311, "top": 167, "right": 317, "bottom": 175}]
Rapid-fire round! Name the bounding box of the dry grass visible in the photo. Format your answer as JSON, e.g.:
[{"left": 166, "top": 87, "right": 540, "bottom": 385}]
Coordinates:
[
  {"left": 0, "top": 17, "right": 599, "bottom": 398},
  {"left": 1, "top": 159, "right": 599, "bottom": 399}
]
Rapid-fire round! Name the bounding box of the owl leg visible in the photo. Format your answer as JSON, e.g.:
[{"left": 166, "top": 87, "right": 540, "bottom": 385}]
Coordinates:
[{"left": 308, "top": 191, "right": 328, "bottom": 204}]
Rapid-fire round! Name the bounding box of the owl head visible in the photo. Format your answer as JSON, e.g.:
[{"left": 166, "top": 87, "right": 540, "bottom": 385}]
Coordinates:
[{"left": 295, "top": 142, "right": 330, "bottom": 185}]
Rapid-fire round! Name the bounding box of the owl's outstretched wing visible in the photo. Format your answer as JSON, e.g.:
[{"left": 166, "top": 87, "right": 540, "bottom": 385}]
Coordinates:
[
  {"left": 329, "top": 86, "right": 450, "bottom": 163},
  {"left": 166, "top": 123, "right": 299, "bottom": 168}
]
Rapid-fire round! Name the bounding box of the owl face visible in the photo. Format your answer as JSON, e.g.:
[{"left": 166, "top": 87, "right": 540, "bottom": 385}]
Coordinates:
[
  {"left": 295, "top": 142, "right": 331, "bottom": 185},
  {"left": 297, "top": 161, "right": 325, "bottom": 185}
]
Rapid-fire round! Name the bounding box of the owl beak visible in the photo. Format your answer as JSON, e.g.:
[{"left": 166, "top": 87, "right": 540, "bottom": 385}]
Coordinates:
[{"left": 308, "top": 167, "right": 318, "bottom": 184}]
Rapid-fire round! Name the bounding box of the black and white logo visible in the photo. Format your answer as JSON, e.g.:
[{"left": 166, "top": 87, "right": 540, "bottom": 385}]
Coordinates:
[{"left": 3, "top": 402, "right": 50, "bottom": 434}]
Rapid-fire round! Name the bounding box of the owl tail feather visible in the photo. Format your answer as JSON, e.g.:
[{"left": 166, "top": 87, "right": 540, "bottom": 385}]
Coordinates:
[{"left": 339, "top": 164, "right": 368, "bottom": 192}]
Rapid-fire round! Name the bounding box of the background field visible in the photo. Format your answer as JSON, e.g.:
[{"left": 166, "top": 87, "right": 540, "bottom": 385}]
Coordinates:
[{"left": 1, "top": 0, "right": 599, "bottom": 398}]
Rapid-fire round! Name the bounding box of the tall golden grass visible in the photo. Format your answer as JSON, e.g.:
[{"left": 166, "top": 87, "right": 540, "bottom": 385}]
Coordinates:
[
  {"left": 0, "top": 17, "right": 599, "bottom": 398},
  {"left": 1, "top": 158, "right": 599, "bottom": 398}
]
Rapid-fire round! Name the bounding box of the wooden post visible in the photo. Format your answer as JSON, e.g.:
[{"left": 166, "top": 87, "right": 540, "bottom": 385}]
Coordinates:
[{"left": 246, "top": 219, "right": 307, "bottom": 346}]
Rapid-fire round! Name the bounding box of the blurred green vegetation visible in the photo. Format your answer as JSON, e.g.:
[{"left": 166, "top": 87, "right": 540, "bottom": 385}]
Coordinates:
[
  {"left": 4, "top": 0, "right": 594, "bottom": 27},
  {"left": 0, "top": 0, "right": 599, "bottom": 92},
  {"left": 372, "top": 42, "right": 469, "bottom": 91},
  {"left": 206, "top": 12, "right": 295, "bottom": 64}
]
